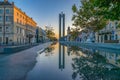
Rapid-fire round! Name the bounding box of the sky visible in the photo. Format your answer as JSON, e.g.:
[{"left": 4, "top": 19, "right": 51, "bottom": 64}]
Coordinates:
[{"left": 8, "top": 0, "right": 80, "bottom": 36}]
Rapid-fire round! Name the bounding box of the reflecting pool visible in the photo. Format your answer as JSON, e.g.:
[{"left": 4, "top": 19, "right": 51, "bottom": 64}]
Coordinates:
[{"left": 26, "top": 42, "right": 120, "bottom": 80}]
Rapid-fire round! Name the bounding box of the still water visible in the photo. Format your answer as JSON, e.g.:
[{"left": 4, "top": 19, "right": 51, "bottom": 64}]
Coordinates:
[{"left": 26, "top": 42, "right": 120, "bottom": 80}]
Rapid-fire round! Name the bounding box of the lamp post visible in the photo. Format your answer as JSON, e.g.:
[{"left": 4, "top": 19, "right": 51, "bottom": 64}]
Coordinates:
[{"left": 3, "top": 6, "right": 6, "bottom": 45}]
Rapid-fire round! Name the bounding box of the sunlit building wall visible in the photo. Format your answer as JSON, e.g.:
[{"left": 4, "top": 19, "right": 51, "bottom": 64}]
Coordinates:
[{"left": 0, "top": 0, "right": 37, "bottom": 45}]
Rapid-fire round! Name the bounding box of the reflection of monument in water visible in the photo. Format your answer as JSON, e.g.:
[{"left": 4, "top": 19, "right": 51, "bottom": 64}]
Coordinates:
[{"left": 59, "top": 44, "right": 65, "bottom": 70}]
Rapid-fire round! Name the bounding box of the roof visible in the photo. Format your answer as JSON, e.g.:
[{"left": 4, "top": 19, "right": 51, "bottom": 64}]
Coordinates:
[{"left": 0, "top": 1, "right": 12, "bottom": 5}]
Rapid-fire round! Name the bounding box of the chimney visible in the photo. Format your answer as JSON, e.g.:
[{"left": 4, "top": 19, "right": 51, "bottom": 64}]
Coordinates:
[
  {"left": 12, "top": 2, "right": 14, "bottom": 5},
  {"left": 4, "top": 0, "right": 8, "bottom": 3}
]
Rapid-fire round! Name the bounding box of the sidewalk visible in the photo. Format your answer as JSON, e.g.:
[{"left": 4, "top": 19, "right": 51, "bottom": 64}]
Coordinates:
[
  {"left": 60, "top": 41, "right": 120, "bottom": 50},
  {"left": 0, "top": 43, "right": 41, "bottom": 54},
  {"left": 0, "top": 42, "right": 51, "bottom": 80}
]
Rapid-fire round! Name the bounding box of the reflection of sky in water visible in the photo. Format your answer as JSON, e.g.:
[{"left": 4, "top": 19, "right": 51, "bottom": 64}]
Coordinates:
[{"left": 26, "top": 43, "right": 120, "bottom": 80}]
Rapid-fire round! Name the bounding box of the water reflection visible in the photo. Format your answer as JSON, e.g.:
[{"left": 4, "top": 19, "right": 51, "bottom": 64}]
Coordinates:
[
  {"left": 61, "top": 43, "right": 120, "bottom": 80},
  {"left": 44, "top": 42, "right": 56, "bottom": 56},
  {"left": 68, "top": 46, "right": 120, "bottom": 80},
  {"left": 97, "top": 50, "right": 120, "bottom": 68},
  {"left": 26, "top": 43, "right": 120, "bottom": 80},
  {"left": 59, "top": 44, "right": 65, "bottom": 70}
]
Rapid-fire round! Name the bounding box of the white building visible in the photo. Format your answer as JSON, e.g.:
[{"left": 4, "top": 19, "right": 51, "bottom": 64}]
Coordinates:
[{"left": 95, "top": 21, "right": 120, "bottom": 43}]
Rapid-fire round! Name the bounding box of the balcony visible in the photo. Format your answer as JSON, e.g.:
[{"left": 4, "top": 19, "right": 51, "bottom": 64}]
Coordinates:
[{"left": 98, "top": 29, "right": 113, "bottom": 35}]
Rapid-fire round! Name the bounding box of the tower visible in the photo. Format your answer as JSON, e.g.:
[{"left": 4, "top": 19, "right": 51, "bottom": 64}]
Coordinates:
[
  {"left": 67, "top": 26, "right": 70, "bottom": 35},
  {"left": 59, "top": 12, "right": 65, "bottom": 40}
]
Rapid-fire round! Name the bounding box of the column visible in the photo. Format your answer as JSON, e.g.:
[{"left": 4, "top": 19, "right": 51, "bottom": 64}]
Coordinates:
[
  {"left": 102, "top": 35, "right": 105, "bottom": 43},
  {"left": 108, "top": 34, "right": 110, "bottom": 40}
]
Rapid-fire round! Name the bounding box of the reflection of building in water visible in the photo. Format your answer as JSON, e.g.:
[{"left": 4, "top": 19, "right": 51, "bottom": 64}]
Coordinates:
[
  {"left": 59, "top": 44, "right": 65, "bottom": 70},
  {"left": 98, "top": 51, "right": 120, "bottom": 68}
]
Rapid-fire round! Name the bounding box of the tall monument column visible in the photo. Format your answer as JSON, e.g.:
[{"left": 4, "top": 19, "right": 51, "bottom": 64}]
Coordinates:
[{"left": 59, "top": 12, "right": 65, "bottom": 40}]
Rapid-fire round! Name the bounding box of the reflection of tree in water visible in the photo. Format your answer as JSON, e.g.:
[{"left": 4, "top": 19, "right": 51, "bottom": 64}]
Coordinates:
[
  {"left": 71, "top": 49, "right": 120, "bottom": 80},
  {"left": 44, "top": 42, "right": 56, "bottom": 56},
  {"left": 70, "top": 46, "right": 81, "bottom": 56},
  {"left": 117, "top": 59, "right": 120, "bottom": 64}
]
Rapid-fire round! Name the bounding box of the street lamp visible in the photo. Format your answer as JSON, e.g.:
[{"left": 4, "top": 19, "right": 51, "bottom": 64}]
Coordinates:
[{"left": 3, "top": 6, "right": 6, "bottom": 45}]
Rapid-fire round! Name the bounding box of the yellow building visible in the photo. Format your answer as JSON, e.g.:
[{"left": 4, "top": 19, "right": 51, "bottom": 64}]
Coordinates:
[{"left": 0, "top": 0, "right": 37, "bottom": 45}]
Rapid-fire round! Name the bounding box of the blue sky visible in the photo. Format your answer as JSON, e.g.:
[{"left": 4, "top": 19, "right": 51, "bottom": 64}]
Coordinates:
[{"left": 9, "top": 0, "right": 80, "bottom": 35}]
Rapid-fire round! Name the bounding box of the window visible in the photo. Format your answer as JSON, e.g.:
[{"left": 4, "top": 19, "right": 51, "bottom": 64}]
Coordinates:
[
  {"left": 0, "top": 9, "right": 3, "bottom": 14},
  {"left": 0, "top": 37, "right": 2, "bottom": 43},
  {"left": 17, "top": 27, "right": 19, "bottom": 33},
  {"left": 20, "top": 20, "right": 22, "bottom": 24},
  {"left": 20, "top": 28, "right": 22, "bottom": 33},
  {"left": 116, "top": 34, "right": 118, "bottom": 40},
  {"left": 109, "top": 23, "right": 112, "bottom": 28},
  {"left": 115, "top": 21, "right": 118, "bottom": 28},
  {"left": 115, "top": 21, "right": 118, "bottom": 25},
  {"left": 0, "top": 16, "right": 3, "bottom": 21},
  {"left": 17, "top": 13, "right": 19, "bottom": 16},
  {"left": 6, "top": 9, "right": 10, "bottom": 14},
  {"left": 6, "top": 16, "right": 10, "bottom": 21},
  {"left": 22, "top": 29, "right": 25, "bottom": 36},
  {"left": 6, "top": 26, "right": 9, "bottom": 32},
  {"left": 0, "top": 27, "right": 2, "bottom": 32},
  {"left": 17, "top": 19, "right": 19, "bottom": 23},
  {"left": 17, "top": 38, "right": 18, "bottom": 43},
  {"left": 20, "top": 38, "right": 21, "bottom": 44}
]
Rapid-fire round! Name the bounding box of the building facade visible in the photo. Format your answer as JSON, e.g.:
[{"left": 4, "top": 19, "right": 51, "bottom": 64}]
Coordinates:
[
  {"left": 36, "top": 27, "right": 48, "bottom": 43},
  {"left": 59, "top": 12, "right": 65, "bottom": 40},
  {"left": 95, "top": 21, "right": 120, "bottom": 43},
  {"left": 0, "top": 0, "right": 37, "bottom": 45}
]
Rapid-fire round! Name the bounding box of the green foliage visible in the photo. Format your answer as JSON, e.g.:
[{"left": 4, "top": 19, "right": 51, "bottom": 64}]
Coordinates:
[
  {"left": 45, "top": 26, "right": 57, "bottom": 41},
  {"left": 72, "top": 0, "right": 106, "bottom": 31},
  {"left": 90, "top": 0, "right": 120, "bottom": 20},
  {"left": 70, "top": 28, "right": 80, "bottom": 40},
  {"left": 72, "top": 0, "right": 120, "bottom": 32},
  {"left": 72, "top": 4, "right": 77, "bottom": 13},
  {"left": 117, "top": 23, "right": 120, "bottom": 28}
]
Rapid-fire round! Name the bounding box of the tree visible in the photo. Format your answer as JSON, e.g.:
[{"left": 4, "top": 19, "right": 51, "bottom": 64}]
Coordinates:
[
  {"left": 72, "top": 0, "right": 107, "bottom": 32},
  {"left": 70, "top": 28, "right": 80, "bottom": 40},
  {"left": 45, "top": 26, "right": 57, "bottom": 41},
  {"left": 90, "top": 0, "right": 120, "bottom": 20}
]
